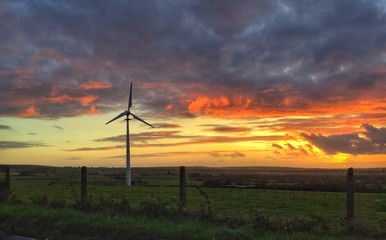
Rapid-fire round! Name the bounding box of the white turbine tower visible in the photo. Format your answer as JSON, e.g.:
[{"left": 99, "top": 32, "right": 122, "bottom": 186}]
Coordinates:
[{"left": 105, "top": 82, "right": 154, "bottom": 186}]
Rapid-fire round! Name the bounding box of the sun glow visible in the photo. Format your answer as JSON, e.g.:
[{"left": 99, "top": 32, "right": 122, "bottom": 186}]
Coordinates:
[{"left": 332, "top": 153, "right": 350, "bottom": 163}]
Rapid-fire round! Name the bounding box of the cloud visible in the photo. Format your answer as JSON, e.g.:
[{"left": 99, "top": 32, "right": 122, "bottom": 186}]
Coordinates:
[
  {"left": 0, "top": 0, "right": 386, "bottom": 123},
  {"left": 105, "top": 149, "right": 263, "bottom": 159},
  {"left": 52, "top": 125, "right": 63, "bottom": 130},
  {"left": 94, "top": 131, "right": 188, "bottom": 143},
  {"left": 95, "top": 130, "right": 285, "bottom": 147},
  {"left": 131, "top": 151, "right": 197, "bottom": 158},
  {"left": 208, "top": 151, "right": 245, "bottom": 158},
  {"left": 361, "top": 123, "right": 386, "bottom": 145},
  {"left": 18, "top": 106, "right": 40, "bottom": 118},
  {"left": 272, "top": 143, "right": 283, "bottom": 149},
  {"left": 273, "top": 150, "right": 282, "bottom": 156},
  {"left": 285, "top": 143, "right": 297, "bottom": 152},
  {"left": 131, "top": 135, "right": 284, "bottom": 148},
  {"left": 0, "top": 125, "right": 11, "bottom": 130},
  {"left": 79, "top": 80, "right": 112, "bottom": 90},
  {"left": 271, "top": 142, "right": 310, "bottom": 157},
  {"left": 0, "top": 141, "right": 47, "bottom": 149},
  {"left": 64, "top": 146, "right": 122, "bottom": 152},
  {"left": 301, "top": 123, "right": 386, "bottom": 155},
  {"left": 65, "top": 157, "right": 82, "bottom": 161},
  {"left": 154, "top": 123, "right": 181, "bottom": 128},
  {"left": 203, "top": 125, "right": 252, "bottom": 133}
]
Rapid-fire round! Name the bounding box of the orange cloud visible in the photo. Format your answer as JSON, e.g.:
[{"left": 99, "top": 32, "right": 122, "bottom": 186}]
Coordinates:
[
  {"left": 165, "top": 103, "right": 174, "bottom": 111},
  {"left": 79, "top": 80, "right": 112, "bottom": 90},
  {"left": 79, "top": 95, "right": 97, "bottom": 106},
  {"left": 182, "top": 92, "right": 386, "bottom": 120},
  {"left": 67, "top": 105, "right": 101, "bottom": 116},
  {"left": 44, "top": 95, "right": 97, "bottom": 106},
  {"left": 187, "top": 95, "right": 251, "bottom": 116},
  {"left": 18, "top": 106, "right": 39, "bottom": 117},
  {"left": 44, "top": 95, "right": 73, "bottom": 104},
  {"left": 188, "top": 96, "right": 210, "bottom": 113},
  {"left": 86, "top": 105, "right": 101, "bottom": 115},
  {"left": 370, "top": 65, "right": 386, "bottom": 74}
]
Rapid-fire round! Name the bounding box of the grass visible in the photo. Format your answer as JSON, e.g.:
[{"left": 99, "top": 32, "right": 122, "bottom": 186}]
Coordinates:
[
  {"left": 0, "top": 202, "right": 252, "bottom": 240},
  {"left": 9, "top": 173, "right": 386, "bottom": 219},
  {"left": 0, "top": 202, "right": 384, "bottom": 240},
  {"left": 1, "top": 165, "right": 386, "bottom": 239}
]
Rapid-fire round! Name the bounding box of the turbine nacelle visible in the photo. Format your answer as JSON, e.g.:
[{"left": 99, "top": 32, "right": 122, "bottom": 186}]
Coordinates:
[
  {"left": 105, "top": 82, "right": 154, "bottom": 128},
  {"left": 105, "top": 110, "right": 154, "bottom": 128}
]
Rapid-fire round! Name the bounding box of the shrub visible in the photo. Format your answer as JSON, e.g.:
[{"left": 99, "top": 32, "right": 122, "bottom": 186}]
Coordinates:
[
  {"left": 139, "top": 197, "right": 170, "bottom": 217},
  {"left": 0, "top": 183, "right": 10, "bottom": 201},
  {"left": 49, "top": 198, "right": 66, "bottom": 209},
  {"left": 252, "top": 211, "right": 272, "bottom": 230},
  {"left": 376, "top": 195, "right": 386, "bottom": 212},
  {"left": 30, "top": 195, "right": 49, "bottom": 205},
  {"left": 196, "top": 186, "right": 212, "bottom": 220}
]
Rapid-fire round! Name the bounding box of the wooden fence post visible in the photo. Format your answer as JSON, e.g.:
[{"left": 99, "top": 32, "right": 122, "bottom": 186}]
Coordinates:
[
  {"left": 347, "top": 167, "right": 354, "bottom": 221},
  {"left": 0, "top": 166, "right": 10, "bottom": 200},
  {"left": 81, "top": 166, "right": 87, "bottom": 203},
  {"left": 179, "top": 166, "right": 186, "bottom": 214},
  {"left": 5, "top": 166, "right": 10, "bottom": 194}
]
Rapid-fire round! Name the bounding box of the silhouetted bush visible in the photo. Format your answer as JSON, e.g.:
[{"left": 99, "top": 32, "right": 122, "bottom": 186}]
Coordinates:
[
  {"left": 30, "top": 195, "right": 49, "bottom": 205},
  {"left": 139, "top": 197, "right": 171, "bottom": 217},
  {"left": 376, "top": 195, "right": 386, "bottom": 212},
  {"left": 252, "top": 211, "right": 272, "bottom": 230}
]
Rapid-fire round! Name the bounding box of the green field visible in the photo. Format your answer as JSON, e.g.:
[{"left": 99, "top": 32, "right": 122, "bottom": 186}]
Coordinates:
[
  {"left": 1, "top": 165, "right": 386, "bottom": 239},
  {"left": 4, "top": 202, "right": 379, "bottom": 240},
  {"left": 5, "top": 166, "right": 386, "bottom": 219}
]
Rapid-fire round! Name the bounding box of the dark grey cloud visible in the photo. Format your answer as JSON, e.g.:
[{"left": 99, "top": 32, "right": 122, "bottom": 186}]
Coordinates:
[
  {"left": 65, "top": 157, "right": 82, "bottom": 161},
  {"left": 0, "top": 125, "right": 11, "bottom": 130},
  {"left": 0, "top": 0, "right": 386, "bottom": 119},
  {"left": 95, "top": 130, "right": 284, "bottom": 147},
  {"left": 154, "top": 123, "right": 181, "bottom": 128},
  {"left": 94, "top": 131, "right": 188, "bottom": 143},
  {"left": 361, "top": 123, "right": 386, "bottom": 145},
  {"left": 203, "top": 125, "right": 252, "bottom": 133},
  {"left": 52, "top": 125, "right": 63, "bottom": 130},
  {"left": 271, "top": 141, "right": 310, "bottom": 157},
  {"left": 272, "top": 143, "right": 283, "bottom": 149},
  {"left": 285, "top": 143, "right": 296, "bottom": 152},
  {"left": 131, "top": 134, "right": 284, "bottom": 148},
  {"left": 105, "top": 149, "right": 264, "bottom": 159},
  {"left": 301, "top": 123, "right": 386, "bottom": 155},
  {"left": 208, "top": 151, "right": 245, "bottom": 158},
  {"left": 0, "top": 141, "right": 47, "bottom": 149},
  {"left": 65, "top": 146, "right": 121, "bottom": 152}
]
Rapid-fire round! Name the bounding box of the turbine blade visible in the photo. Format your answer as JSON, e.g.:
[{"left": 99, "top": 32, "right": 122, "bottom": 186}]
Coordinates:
[
  {"left": 105, "top": 110, "right": 128, "bottom": 125},
  {"left": 131, "top": 112, "right": 154, "bottom": 128},
  {"left": 128, "top": 82, "right": 133, "bottom": 110}
]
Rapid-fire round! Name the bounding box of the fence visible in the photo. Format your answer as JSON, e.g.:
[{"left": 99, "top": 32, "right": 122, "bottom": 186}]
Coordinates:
[
  {"left": 1, "top": 165, "right": 385, "bottom": 223},
  {"left": 0, "top": 166, "right": 10, "bottom": 201}
]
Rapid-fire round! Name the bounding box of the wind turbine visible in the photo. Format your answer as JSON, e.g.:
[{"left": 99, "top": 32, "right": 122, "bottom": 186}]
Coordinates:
[{"left": 105, "top": 82, "right": 154, "bottom": 186}]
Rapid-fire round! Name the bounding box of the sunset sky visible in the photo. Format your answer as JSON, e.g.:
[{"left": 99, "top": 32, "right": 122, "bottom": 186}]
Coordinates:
[{"left": 1, "top": 0, "right": 386, "bottom": 168}]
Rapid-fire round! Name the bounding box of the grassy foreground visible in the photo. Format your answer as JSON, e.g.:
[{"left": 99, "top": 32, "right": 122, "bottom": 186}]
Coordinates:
[
  {"left": 0, "top": 202, "right": 384, "bottom": 240},
  {"left": 1, "top": 166, "right": 386, "bottom": 239}
]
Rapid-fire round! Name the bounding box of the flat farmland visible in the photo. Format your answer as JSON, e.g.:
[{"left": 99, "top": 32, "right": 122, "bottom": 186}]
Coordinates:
[
  {"left": 1, "top": 165, "right": 386, "bottom": 239},
  {"left": 4, "top": 165, "right": 386, "bottom": 220}
]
